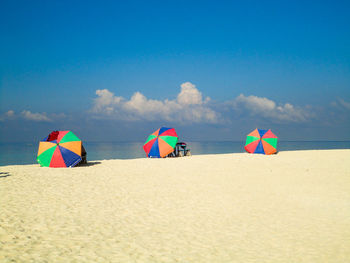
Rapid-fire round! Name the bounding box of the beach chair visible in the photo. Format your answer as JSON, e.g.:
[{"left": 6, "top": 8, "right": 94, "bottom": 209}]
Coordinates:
[
  {"left": 174, "top": 142, "right": 191, "bottom": 157},
  {"left": 166, "top": 142, "right": 191, "bottom": 157}
]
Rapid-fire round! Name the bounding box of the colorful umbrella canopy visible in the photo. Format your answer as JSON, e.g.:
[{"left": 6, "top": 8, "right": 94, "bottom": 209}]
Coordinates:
[
  {"left": 37, "top": 131, "right": 82, "bottom": 167},
  {"left": 244, "top": 128, "right": 278, "bottom": 155},
  {"left": 143, "top": 127, "right": 178, "bottom": 158}
]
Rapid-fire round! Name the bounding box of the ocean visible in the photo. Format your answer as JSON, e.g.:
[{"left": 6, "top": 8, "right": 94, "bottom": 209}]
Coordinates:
[{"left": 0, "top": 141, "right": 349, "bottom": 166}]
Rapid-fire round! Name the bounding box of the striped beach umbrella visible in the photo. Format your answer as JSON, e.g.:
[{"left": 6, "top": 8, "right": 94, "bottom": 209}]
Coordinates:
[
  {"left": 37, "top": 131, "right": 82, "bottom": 167},
  {"left": 143, "top": 127, "right": 178, "bottom": 158},
  {"left": 244, "top": 128, "right": 278, "bottom": 155}
]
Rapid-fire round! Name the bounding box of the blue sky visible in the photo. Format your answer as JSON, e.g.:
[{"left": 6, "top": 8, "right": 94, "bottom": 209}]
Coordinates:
[{"left": 1, "top": 0, "right": 349, "bottom": 142}]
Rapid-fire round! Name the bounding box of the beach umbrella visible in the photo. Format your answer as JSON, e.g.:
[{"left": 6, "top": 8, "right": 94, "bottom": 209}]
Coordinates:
[
  {"left": 244, "top": 128, "right": 278, "bottom": 155},
  {"left": 143, "top": 127, "right": 178, "bottom": 158},
  {"left": 37, "top": 131, "right": 82, "bottom": 167}
]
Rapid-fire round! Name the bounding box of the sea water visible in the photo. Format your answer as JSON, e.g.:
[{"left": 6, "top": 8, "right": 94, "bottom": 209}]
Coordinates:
[{"left": 0, "top": 141, "right": 349, "bottom": 166}]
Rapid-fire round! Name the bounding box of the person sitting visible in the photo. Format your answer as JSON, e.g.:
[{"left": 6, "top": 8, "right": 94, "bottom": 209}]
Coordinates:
[{"left": 80, "top": 145, "right": 87, "bottom": 164}]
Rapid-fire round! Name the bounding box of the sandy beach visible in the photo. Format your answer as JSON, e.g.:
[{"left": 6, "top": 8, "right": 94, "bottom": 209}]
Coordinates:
[{"left": 1, "top": 149, "right": 350, "bottom": 262}]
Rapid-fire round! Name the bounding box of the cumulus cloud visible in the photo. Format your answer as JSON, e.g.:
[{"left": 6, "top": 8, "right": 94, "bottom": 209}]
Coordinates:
[
  {"left": 0, "top": 110, "right": 15, "bottom": 121},
  {"left": 5, "top": 110, "right": 15, "bottom": 118},
  {"left": 1, "top": 110, "right": 55, "bottom": 122},
  {"left": 177, "top": 82, "right": 210, "bottom": 105},
  {"left": 91, "top": 82, "right": 219, "bottom": 123},
  {"left": 230, "top": 94, "right": 310, "bottom": 122},
  {"left": 91, "top": 82, "right": 317, "bottom": 124},
  {"left": 331, "top": 98, "right": 350, "bottom": 110},
  {"left": 93, "top": 89, "right": 124, "bottom": 114},
  {"left": 21, "top": 110, "right": 52, "bottom": 122}
]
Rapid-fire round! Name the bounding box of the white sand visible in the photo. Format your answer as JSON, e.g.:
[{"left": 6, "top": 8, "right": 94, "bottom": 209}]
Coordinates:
[{"left": 1, "top": 149, "right": 350, "bottom": 262}]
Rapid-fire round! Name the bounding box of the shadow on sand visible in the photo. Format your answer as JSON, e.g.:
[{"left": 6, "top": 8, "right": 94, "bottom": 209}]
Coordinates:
[
  {"left": 78, "top": 161, "right": 101, "bottom": 167},
  {"left": 0, "top": 172, "right": 11, "bottom": 178}
]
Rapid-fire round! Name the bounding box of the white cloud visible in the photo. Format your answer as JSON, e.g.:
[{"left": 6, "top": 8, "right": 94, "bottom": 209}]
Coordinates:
[
  {"left": 91, "top": 83, "right": 317, "bottom": 124},
  {"left": 0, "top": 110, "right": 17, "bottom": 121},
  {"left": 0, "top": 110, "right": 15, "bottom": 121},
  {"left": 51, "top": 113, "right": 67, "bottom": 119},
  {"left": 177, "top": 82, "right": 209, "bottom": 105},
  {"left": 5, "top": 110, "right": 15, "bottom": 118},
  {"left": 21, "top": 110, "right": 52, "bottom": 122},
  {"left": 230, "top": 94, "right": 310, "bottom": 122},
  {"left": 91, "top": 82, "right": 219, "bottom": 123},
  {"left": 93, "top": 89, "right": 124, "bottom": 114},
  {"left": 0, "top": 110, "right": 64, "bottom": 122},
  {"left": 332, "top": 98, "right": 350, "bottom": 110}
]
